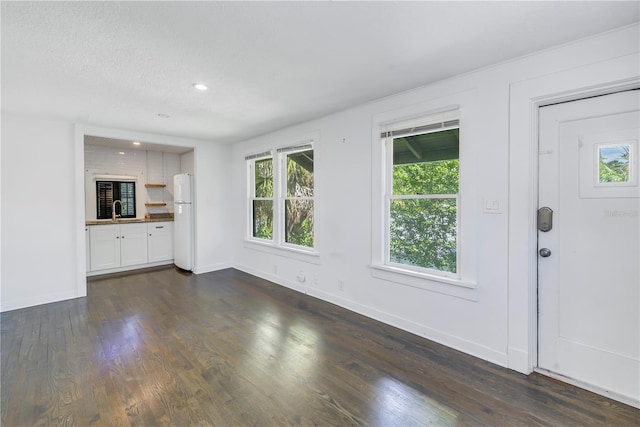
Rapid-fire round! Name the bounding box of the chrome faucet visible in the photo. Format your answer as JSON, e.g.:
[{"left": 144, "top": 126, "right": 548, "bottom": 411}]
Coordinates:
[{"left": 112, "top": 200, "right": 123, "bottom": 222}]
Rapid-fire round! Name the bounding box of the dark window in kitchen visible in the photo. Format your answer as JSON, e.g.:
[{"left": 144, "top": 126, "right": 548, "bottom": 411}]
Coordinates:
[{"left": 96, "top": 181, "right": 136, "bottom": 219}]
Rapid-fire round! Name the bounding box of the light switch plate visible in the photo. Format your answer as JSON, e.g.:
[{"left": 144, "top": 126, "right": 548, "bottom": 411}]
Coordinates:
[{"left": 483, "top": 198, "right": 502, "bottom": 214}]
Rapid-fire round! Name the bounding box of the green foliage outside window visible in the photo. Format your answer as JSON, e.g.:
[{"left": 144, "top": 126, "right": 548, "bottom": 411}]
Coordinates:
[
  {"left": 250, "top": 150, "right": 314, "bottom": 247},
  {"left": 285, "top": 150, "right": 314, "bottom": 247},
  {"left": 390, "top": 154, "right": 459, "bottom": 274},
  {"left": 599, "top": 145, "right": 630, "bottom": 184},
  {"left": 253, "top": 158, "right": 273, "bottom": 239}
]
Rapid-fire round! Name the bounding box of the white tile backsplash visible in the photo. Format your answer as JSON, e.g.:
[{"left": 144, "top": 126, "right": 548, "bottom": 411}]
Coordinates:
[{"left": 85, "top": 145, "right": 182, "bottom": 218}]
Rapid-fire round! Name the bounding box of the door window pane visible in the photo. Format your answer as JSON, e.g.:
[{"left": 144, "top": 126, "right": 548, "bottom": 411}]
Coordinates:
[{"left": 599, "top": 144, "right": 630, "bottom": 184}]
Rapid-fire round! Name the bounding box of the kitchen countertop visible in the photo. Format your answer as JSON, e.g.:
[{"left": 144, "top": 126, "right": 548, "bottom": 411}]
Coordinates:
[{"left": 86, "top": 217, "right": 173, "bottom": 226}]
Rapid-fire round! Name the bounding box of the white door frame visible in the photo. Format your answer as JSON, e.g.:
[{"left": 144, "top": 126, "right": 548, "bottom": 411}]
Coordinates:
[{"left": 507, "top": 52, "right": 639, "bottom": 375}]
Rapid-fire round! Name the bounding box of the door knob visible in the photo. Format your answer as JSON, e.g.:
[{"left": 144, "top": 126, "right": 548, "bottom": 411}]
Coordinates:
[{"left": 539, "top": 248, "right": 552, "bottom": 257}]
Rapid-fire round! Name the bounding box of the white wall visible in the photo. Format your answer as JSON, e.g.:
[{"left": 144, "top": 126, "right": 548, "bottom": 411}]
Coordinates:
[
  {"left": 192, "top": 143, "right": 232, "bottom": 274},
  {"left": 0, "top": 120, "right": 233, "bottom": 312},
  {"left": 181, "top": 150, "right": 195, "bottom": 175},
  {"left": 1, "top": 116, "right": 78, "bottom": 311},
  {"left": 1, "top": 24, "right": 636, "bottom": 377},
  {"left": 231, "top": 25, "right": 640, "bottom": 371}
]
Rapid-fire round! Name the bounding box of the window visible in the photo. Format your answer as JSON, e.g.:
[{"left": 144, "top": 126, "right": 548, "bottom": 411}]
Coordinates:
[
  {"left": 598, "top": 143, "right": 632, "bottom": 184},
  {"left": 247, "top": 143, "right": 314, "bottom": 250},
  {"left": 281, "top": 147, "right": 314, "bottom": 247},
  {"left": 383, "top": 113, "right": 460, "bottom": 276},
  {"left": 250, "top": 155, "right": 274, "bottom": 239},
  {"left": 96, "top": 181, "right": 136, "bottom": 219}
]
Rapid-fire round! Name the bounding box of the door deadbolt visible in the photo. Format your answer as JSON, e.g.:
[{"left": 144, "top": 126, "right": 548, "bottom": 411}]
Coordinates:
[
  {"left": 539, "top": 248, "right": 552, "bottom": 257},
  {"left": 537, "top": 207, "right": 553, "bottom": 232}
]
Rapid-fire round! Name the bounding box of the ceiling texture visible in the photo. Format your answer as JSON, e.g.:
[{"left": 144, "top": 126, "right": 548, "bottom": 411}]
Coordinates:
[{"left": 2, "top": 1, "right": 639, "bottom": 144}]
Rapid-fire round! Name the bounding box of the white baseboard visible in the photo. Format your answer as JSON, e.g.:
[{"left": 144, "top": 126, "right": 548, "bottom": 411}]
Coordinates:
[
  {"left": 508, "top": 346, "right": 532, "bottom": 374},
  {"left": 233, "top": 263, "right": 508, "bottom": 368},
  {"left": 1, "top": 289, "right": 81, "bottom": 313},
  {"left": 193, "top": 261, "right": 233, "bottom": 275},
  {"left": 234, "top": 263, "right": 306, "bottom": 293},
  {"left": 87, "top": 260, "right": 173, "bottom": 277}
]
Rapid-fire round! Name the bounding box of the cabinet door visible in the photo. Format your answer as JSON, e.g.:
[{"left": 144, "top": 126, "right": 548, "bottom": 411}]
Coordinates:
[
  {"left": 90, "top": 225, "right": 120, "bottom": 271},
  {"left": 120, "top": 224, "right": 148, "bottom": 267},
  {"left": 148, "top": 222, "right": 173, "bottom": 262}
]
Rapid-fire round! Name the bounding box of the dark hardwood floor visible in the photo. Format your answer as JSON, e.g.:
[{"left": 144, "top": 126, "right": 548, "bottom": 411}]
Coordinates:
[{"left": 1, "top": 267, "right": 638, "bottom": 426}]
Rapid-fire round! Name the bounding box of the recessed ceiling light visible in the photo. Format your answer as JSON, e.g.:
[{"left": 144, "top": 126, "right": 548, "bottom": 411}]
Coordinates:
[
  {"left": 157, "top": 113, "right": 170, "bottom": 118},
  {"left": 132, "top": 141, "right": 141, "bottom": 146},
  {"left": 192, "top": 83, "right": 208, "bottom": 91},
  {"left": 119, "top": 151, "right": 125, "bottom": 155}
]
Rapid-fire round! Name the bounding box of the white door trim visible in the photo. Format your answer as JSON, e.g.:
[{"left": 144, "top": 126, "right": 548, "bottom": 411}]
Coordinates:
[{"left": 507, "top": 52, "right": 639, "bottom": 374}]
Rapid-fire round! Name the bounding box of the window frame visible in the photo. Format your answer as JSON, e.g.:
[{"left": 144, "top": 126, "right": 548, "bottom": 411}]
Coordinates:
[
  {"left": 278, "top": 145, "right": 315, "bottom": 250},
  {"left": 383, "top": 116, "right": 461, "bottom": 279},
  {"left": 96, "top": 180, "right": 136, "bottom": 220},
  {"left": 248, "top": 152, "right": 275, "bottom": 241},
  {"left": 246, "top": 141, "right": 317, "bottom": 255},
  {"left": 370, "top": 99, "right": 478, "bottom": 296}
]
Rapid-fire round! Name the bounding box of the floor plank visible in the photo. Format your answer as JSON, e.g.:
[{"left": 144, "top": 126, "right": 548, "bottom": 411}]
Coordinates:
[{"left": 2, "top": 267, "right": 638, "bottom": 426}]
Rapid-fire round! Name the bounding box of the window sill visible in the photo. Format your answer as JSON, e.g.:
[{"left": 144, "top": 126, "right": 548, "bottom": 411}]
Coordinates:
[
  {"left": 370, "top": 264, "right": 477, "bottom": 301},
  {"left": 244, "top": 239, "right": 321, "bottom": 264}
]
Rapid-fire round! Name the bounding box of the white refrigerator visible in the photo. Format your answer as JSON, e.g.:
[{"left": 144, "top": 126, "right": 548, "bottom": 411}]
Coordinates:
[{"left": 173, "top": 173, "right": 194, "bottom": 271}]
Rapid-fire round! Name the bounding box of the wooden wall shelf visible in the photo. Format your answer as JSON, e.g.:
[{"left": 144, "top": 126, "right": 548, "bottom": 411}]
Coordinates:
[
  {"left": 145, "top": 183, "right": 166, "bottom": 188},
  {"left": 145, "top": 202, "right": 167, "bottom": 207}
]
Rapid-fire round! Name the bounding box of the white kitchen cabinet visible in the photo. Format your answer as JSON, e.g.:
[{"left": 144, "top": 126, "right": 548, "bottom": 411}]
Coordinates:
[
  {"left": 120, "top": 223, "right": 148, "bottom": 267},
  {"left": 147, "top": 222, "right": 173, "bottom": 263},
  {"left": 90, "top": 224, "right": 120, "bottom": 271},
  {"left": 87, "top": 221, "right": 174, "bottom": 275},
  {"left": 89, "top": 223, "right": 149, "bottom": 271}
]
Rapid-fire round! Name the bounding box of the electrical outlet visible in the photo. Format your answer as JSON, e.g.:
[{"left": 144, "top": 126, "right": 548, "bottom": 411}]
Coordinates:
[
  {"left": 297, "top": 271, "right": 306, "bottom": 283},
  {"left": 338, "top": 280, "right": 345, "bottom": 291}
]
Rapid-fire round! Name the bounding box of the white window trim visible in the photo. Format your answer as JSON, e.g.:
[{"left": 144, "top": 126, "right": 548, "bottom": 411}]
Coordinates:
[
  {"left": 278, "top": 144, "right": 315, "bottom": 251},
  {"left": 383, "top": 109, "right": 462, "bottom": 278},
  {"left": 246, "top": 151, "right": 274, "bottom": 243},
  {"left": 370, "top": 90, "right": 478, "bottom": 297},
  {"left": 245, "top": 140, "right": 317, "bottom": 255},
  {"left": 243, "top": 239, "right": 321, "bottom": 264}
]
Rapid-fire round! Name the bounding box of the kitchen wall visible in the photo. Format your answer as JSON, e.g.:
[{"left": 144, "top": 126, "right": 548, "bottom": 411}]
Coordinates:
[
  {"left": 84, "top": 144, "right": 182, "bottom": 219},
  {"left": 230, "top": 25, "right": 639, "bottom": 373}
]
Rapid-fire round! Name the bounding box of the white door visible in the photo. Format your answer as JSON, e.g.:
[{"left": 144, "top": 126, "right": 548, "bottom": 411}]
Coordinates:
[{"left": 538, "top": 90, "right": 640, "bottom": 407}]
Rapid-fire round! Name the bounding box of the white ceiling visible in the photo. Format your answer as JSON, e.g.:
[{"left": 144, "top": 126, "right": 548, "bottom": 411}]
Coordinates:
[{"left": 2, "top": 1, "right": 638, "bottom": 144}]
